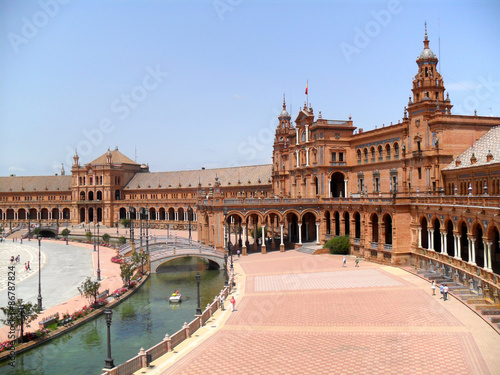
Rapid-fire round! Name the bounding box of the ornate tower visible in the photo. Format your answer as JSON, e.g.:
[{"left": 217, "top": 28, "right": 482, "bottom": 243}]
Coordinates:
[{"left": 272, "top": 96, "right": 292, "bottom": 196}]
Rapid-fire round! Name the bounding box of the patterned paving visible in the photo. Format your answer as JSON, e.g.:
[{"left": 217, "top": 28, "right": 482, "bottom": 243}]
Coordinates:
[
  {"left": 0, "top": 242, "right": 45, "bottom": 292},
  {"left": 253, "top": 269, "right": 403, "bottom": 292},
  {"left": 166, "top": 330, "right": 489, "bottom": 375}
]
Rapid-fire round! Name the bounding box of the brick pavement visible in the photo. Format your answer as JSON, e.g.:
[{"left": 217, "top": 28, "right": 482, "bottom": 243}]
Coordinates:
[{"left": 144, "top": 251, "right": 500, "bottom": 375}]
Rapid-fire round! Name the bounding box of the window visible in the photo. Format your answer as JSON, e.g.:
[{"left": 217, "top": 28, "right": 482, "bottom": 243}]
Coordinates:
[
  {"left": 331, "top": 152, "right": 336, "bottom": 162},
  {"left": 339, "top": 152, "right": 344, "bottom": 162},
  {"left": 418, "top": 167, "right": 422, "bottom": 180}
]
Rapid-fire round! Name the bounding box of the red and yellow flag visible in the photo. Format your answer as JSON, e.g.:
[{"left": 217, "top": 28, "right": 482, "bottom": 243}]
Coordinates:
[{"left": 305, "top": 82, "right": 308, "bottom": 95}]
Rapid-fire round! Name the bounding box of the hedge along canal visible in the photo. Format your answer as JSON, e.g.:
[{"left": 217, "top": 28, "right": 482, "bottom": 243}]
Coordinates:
[{"left": 1, "top": 258, "right": 225, "bottom": 375}]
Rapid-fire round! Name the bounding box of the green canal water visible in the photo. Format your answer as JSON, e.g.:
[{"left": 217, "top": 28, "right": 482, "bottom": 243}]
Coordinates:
[{"left": 1, "top": 259, "right": 225, "bottom": 375}]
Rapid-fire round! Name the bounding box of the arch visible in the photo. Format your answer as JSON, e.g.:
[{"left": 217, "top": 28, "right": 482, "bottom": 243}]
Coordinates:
[
  {"left": 115, "top": 190, "right": 121, "bottom": 200},
  {"left": 96, "top": 190, "right": 103, "bottom": 200},
  {"left": 330, "top": 172, "right": 346, "bottom": 198},
  {"left": 472, "top": 223, "right": 485, "bottom": 268},
  {"left": 445, "top": 219, "right": 454, "bottom": 256},
  {"left": 97, "top": 207, "right": 103, "bottom": 223},
  {"left": 80, "top": 207, "right": 85, "bottom": 223},
  {"left": 460, "top": 221, "right": 469, "bottom": 261},
  {"left": 325, "top": 211, "right": 331, "bottom": 235},
  {"left": 41, "top": 208, "right": 49, "bottom": 220},
  {"left": 393, "top": 142, "right": 399, "bottom": 157},
  {"left": 63, "top": 208, "right": 71, "bottom": 220},
  {"left": 301, "top": 212, "right": 317, "bottom": 242},
  {"left": 357, "top": 149, "right": 362, "bottom": 162},
  {"left": 343, "top": 211, "right": 350, "bottom": 236},
  {"left": 385, "top": 144, "right": 391, "bottom": 160},
  {"left": 370, "top": 146, "right": 376, "bottom": 161},
  {"left": 488, "top": 225, "right": 500, "bottom": 274},
  {"left": 149, "top": 207, "right": 156, "bottom": 220},
  {"left": 80, "top": 191, "right": 85, "bottom": 201},
  {"left": 420, "top": 217, "right": 428, "bottom": 249},
  {"left": 433, "top": 219, "right": 441, "bottom": 252},
  {"left": 168, "top": 207, "right": 175, "bottom": 221},
  {"left": 383, "top": 214, "right": 392, "bottom": 245},
  {"left": 88, "top": 191, "right": 94, "bottom": 201},
  {"left": 18, "top": 208, "right": 26, "bottom": 220},
  {"left": 334, "top": 211, "right": 340, "bottom": 236},
  {"left": 371, "top": 213, "right": 379, "bottom": 243},
  {"left": 363, "top": 147, "right": 368, "bottom": 162},
  {"left": 51, "top": 207, "right": 59, "bottom": 221},
  {"left": 353, "top": 212, "right": 361, "bottom": 239},
  {"left": 159, "top": 207, "right": 166, "bottom": 221},
  {"left": 178, "top": 207, "right": 185, "bottom": 221},
  {"left": 119, "top": 207, "right": 127, "bottom": 220},
  {"left": 285, "top": 212, "right": 300, "bottom": 243},
  {"left": 377, "top": 145, "right": 383, "bottom": 160},
  {"left": 88, "top": 207, "right": 94, "bottom": 223}
]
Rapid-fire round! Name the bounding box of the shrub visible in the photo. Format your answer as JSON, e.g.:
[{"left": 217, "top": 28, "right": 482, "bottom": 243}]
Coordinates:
[
  {"left": 118, "top": 236, "right": 127, "bottom": 245},
  {"left": 323, "top": 235, "right": 350, "bottom": 255}
]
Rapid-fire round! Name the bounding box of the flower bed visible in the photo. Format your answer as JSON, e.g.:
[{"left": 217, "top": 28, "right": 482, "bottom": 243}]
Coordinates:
[{"left": 111, "top": 255, "right": 124, "bottom": 264}]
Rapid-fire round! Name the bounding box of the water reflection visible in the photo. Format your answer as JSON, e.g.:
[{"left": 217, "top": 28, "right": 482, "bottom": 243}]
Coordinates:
[{"left": 1, "top": 258, "right": 224, "bottom": 375}]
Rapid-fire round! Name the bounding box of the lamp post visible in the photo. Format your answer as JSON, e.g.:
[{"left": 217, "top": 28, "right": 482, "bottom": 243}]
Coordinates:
[
  {"left": 116, "top": 221, "right": 119, "bottom": 235},
  {"left": 129, "top": 207, "right": 135, "bottom": 244},
  {"left": 37, "top": 235, "right": 43, "bottom": 311},
  {"left": 195, "top": 272, "right": 202, "bottom": 315},
  {"left": 56, "top": 204, "right": 59, "bottom": 239},
  {"left": 187, "top": 205, "right": 193, "bottom": 245},
  {"left": 104, "top": 309, "right": 114, "bottom": 369},
  {"left": 97, "top": 223, "right": 101, "bottom": 281},
  {"left": 224, "top": 253, "right": 229, "bottom": 286},
  {"left": 93, "top": 221, "right": 96, "bottom": 252},
  {"left": 139, "top": 208, "right": 144, "bottom": 249},
  {"left": 145, "top": 207, "right": 149, "bottom": 254},
  {"left": 27, "top": 207, "right": 31, "bottom": 241}
]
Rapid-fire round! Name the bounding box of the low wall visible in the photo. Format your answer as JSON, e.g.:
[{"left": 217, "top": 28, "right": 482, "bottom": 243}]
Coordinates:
[{"left": 101, "top": 276, "right": 234, "bottom": 375}]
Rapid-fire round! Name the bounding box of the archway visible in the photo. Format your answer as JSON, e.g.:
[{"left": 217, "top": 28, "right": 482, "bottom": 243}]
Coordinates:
[
  {"left": 433, "top": 219, "right": 441, "bottom": 252},
  {"left": 18, "top": 208, "right": 26, "bottom": 220},
  {"left": 41, "top": 208, "right": 49, "bottom": 220},
  {"left": 97, "top": 191, "right": 103, "bottom": 200},
  {"left": 383, "top": 214, "right": 392, "bottom": 245},
  {"left": 446, "top": 220, "right": 454, "bottom": 256},
  {"left": 97, "top": 207, "right": 102, "bottom": 223},
  {"left": 286, "top": 212, "right": 299, "bottom": 243},
  {"left": 301, "top": 212, "right": 317, "bottom": 242},
  {"left": 330, "top": 172, "right": 345, "bottom": 198},
  {"left": 88, "top": 191, "right": 94, "bottom": 201},
  {"left": 119, "top": 207, "right": 127, "bottom": 220},
  {"left": 63, "top": 208, "right": 70, "bottom": 220},
  {"left": 421, "top": 217, "right": 428, "bottom": 249},
  {"left": 88, "top": 207, "right": 94, "bottom": 223},
  {"left": 343, "top": 212, "right": 350, "bottom": 236},
  {"left": 168, "top": 207, "right": 175, "bottom": 221},
  {"left": 354, "top": 212, "right": 361, "bottom": 239},
  {"left": 490, "top": 226, "right": 500, "bottom": 274},
  {"left": 371, "top": 214, "right": 379, "bottom": 243},
  {"left": 80, "top": 207, "right": 85, "bottom": 223},
  {"left": 325, "top": 211, "right": 331, "bottom": 235},
  {"left": 474, "top": 225, "right": 485, "bottom": 268},
  {"left": 460, "top": 222, "right": 469, "bottom": 261},
  {"left": 159, "top": 207, "right": 166, "bottom": 221}
]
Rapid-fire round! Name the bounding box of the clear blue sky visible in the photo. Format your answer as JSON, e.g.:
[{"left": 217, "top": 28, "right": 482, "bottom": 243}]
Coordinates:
[{"left": 1, "top": 0, "right": 499, "bottom": 176}]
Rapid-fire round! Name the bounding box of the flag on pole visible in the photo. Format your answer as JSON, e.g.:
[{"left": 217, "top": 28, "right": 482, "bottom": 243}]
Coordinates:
[{"left": 305, "top": 81, "right": 308, "bottom": 95}]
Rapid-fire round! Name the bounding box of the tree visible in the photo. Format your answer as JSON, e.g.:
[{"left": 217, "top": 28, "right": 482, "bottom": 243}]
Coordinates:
[
  {"left": 118, "top": 236, "right": 127, "bottom": 245},
  {"left": 78, "top": 277, "right": 101, "bottom": 307},
  {"left": 102, "top": 233, "right": 111, "bottom": 245},
  {"left": 250, "top": 226, "right": 267, "bottom": 240},
  {"left": 120, "top": 263, "right": 134, "bottom": 287},
  {"left": 85, "top": 231, "right": 92, "bottom": 242},
  {"left": 121, "top": 218, "right": 131, "bottom": 228},
  {"left": 61, "top": 228, "right": 70, "bottom": 238},
  {"left": 131, "top": 250, "right": 148, "bottom": 275},
  {"left": 323, "top": 235, "right": 351, "bottom": 255},
  {"left": 0, "top": 299, "right": 40, "bottom": 343}
]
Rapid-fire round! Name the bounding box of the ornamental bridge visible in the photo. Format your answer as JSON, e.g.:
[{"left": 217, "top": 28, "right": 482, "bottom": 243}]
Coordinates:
[{"left": 119, "top": 236, "right": 226, "bottom": 273}]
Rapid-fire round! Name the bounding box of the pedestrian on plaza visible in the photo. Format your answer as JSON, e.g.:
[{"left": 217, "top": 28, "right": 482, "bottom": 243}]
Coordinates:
[
  {"left": 355, "top": 257, "right": 359, "bottom": 267},
  {"left": 439, "top": 284, "right": 444, "bottom": 299},
  {"left": 10, "top": 256, "right": 14, "bottom": 264},
  {"left": 27, "top": 261, "right": 31, "bottom": 271},
  {"left": 342, "top": 256, "right": 346, "bottom": 267},
  {"left": 237, "top": 249, "right": 241, "bottom": 258},
  {"left": 230, "top": 296, "right": 236, "bottom": 312},
  {"left": 16, "top": 255, "right": 20, "bottom": 263},
  {"left": 24, "top": 263, "right": 28, "bottom": 271},
  {"left": 431, "top": 280, "right": 436, "bottom": 295},
  {"left": 220, "top": 294, "right": 225, "bottom": 311},
  {"left": 443, "top": 284, "right": 449, "bottom": 301}
]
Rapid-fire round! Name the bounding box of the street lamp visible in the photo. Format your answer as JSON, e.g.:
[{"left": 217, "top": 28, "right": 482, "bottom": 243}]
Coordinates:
[
  {"left": 129, "top": 207, "right": 135, "bottom": 243},
  {"left": 93, "top": 221, "right": 96, "bottom": 252},
  {"left": 104, "top": 309, "right": 114, "bottom": 369},
  {"left": 224, "top": 253, "right": 229, "bottom": 286},
  {"left": 27, "top": 207, "right": 31, "bottom": 241},
  {"left": 139, "top": 207, "right": 144, "bottom": 249},
  {"left": 187, "top": 205, "right": 193, "bottom": 244},
  {"left": 195, "top": 272, "right": 202, "bottom": 315},
  {"left": 97, "top": 223, "right": 101, "bottom": 281},
  {"left": 145, "top": 207, "right": 149, "bottom": 254},
  {"left": 37, "top": 235, "right": 43, "bottom": 311}
]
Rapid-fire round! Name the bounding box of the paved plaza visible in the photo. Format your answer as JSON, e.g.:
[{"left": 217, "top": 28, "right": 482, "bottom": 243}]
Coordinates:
[{"left": 143, "top": 251, "right": 500, "bottom": 375}]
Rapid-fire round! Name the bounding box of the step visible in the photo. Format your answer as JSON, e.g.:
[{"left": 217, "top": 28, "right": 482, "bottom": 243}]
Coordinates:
[
  {"left": 467, "top": 299, "right": 491, "bottom": 305},
  {"left": 481, "top": 309, "right": 500, "bottom": 316},
  {"left": 490, "top": 316, "right": 500, "bottom": 324},
  {"left": 475, "top": 304, "right": 496, "bottom": 311},
  {"left": 459, "top": 294, "right": 478, "bottom": 301}
]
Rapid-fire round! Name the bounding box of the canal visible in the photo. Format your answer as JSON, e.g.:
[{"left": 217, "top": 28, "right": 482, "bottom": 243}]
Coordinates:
[{"left": 1, "top": 259, "right": 225, "bottom": 375}]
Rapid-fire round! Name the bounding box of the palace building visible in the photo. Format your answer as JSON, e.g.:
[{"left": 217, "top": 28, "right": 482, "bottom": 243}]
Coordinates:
[{"left": 1, "top": 29, "right": 500, "bottom": 295}]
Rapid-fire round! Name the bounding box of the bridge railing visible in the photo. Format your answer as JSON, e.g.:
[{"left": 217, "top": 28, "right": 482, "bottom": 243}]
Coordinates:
[{"left": 102, "top": 274, "right": 235, "bottom": 375}]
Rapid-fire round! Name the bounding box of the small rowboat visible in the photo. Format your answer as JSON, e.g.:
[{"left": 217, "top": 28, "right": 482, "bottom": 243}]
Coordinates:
[{"left": 169, "top": 294, "right": 182, "bottom": 303}]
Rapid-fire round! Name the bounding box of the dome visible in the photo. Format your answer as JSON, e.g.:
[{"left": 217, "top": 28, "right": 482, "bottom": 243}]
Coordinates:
[
  {"left": 419, "top": 47, "right": 436, "bottom": 59},
  {"left": 280, "top": 109, "right": 289, "bottom": 117}
]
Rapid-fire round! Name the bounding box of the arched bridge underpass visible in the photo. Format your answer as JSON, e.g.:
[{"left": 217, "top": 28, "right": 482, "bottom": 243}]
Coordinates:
[{"left": 119, "top": 236, "right": 226, "bottom": 273}]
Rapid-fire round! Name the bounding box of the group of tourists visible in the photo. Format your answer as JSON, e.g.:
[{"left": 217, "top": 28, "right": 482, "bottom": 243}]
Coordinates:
[{"left": 431, "top": 280, "right": 449, "bottom": 301}]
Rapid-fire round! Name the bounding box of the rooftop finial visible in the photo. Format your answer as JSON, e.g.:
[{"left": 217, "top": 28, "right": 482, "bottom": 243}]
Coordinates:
[
  {"left": 282, "top": 93, "right": 286, "bottom": 110},
  {"left": 424, "top": 21, "right": 428, "bottom": 40}
]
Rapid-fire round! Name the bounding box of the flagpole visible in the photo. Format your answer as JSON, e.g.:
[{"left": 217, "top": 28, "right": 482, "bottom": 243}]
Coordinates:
[{"left": 307, "top": 79, "right": 309, "bottom": 108}]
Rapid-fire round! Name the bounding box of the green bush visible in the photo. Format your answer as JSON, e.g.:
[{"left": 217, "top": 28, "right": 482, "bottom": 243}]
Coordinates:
[
  {"left": 118, "top": 236, "right": 127, "bottom": 245},
  {"left": 323, "top": 235, "right": 350, "bottom": 255}
]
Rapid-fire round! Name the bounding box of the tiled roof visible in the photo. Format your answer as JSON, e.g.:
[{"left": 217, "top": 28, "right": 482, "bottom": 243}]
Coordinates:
[
  {"left": 444, "top": 126, "right": 500, "bottom": 170},
  {"left": 89, "top": 149, "right": 138, "bottom": 165},
  {"left": 0, "top": 175, "right": 72, "bottom": 193},
  {"left": 124, "top": 164, "right": 272, "bottom": 190}
]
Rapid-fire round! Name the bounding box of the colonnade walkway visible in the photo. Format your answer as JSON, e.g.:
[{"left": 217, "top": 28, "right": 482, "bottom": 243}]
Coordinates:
[{"left": 140, "top": 251, "right": 500, "bottom": 375}]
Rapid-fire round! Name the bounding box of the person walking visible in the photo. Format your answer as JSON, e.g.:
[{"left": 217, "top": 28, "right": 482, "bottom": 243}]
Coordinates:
[
  {"left": 439, "top": 284, "right": 444, "bottom": 299},
  {"left": 443, "top": 284, "right": 449, "bottom": 301},
  {"left": 237, "top": 249, "right": 241, "bottom": 258},
  {"left": 230, "top": 296, "right": 236, "bottom": 312},
  {"left": 27, "top": 261, "right": 31, "bottom": 271},
  {"left": 355, "top": 257, "right": 360, "bottom": 267},
  {"left": 220, "top": 294, "right": 225, "bottom": 311},
  {"left": 342, "top": 256, "right": 346, "bottom": 267},
  {"left": 431, "top": 280, "right": 436, "bottom": 295}
]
